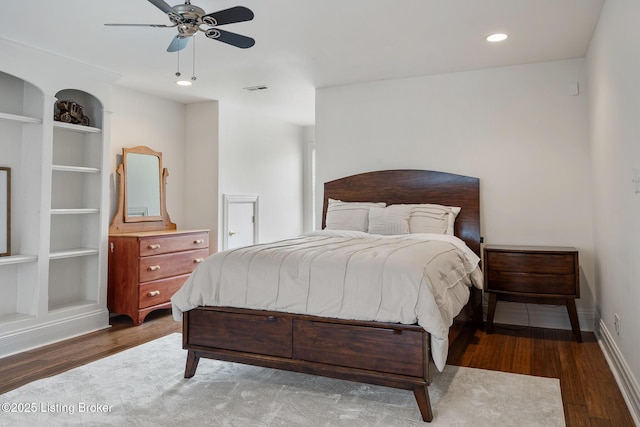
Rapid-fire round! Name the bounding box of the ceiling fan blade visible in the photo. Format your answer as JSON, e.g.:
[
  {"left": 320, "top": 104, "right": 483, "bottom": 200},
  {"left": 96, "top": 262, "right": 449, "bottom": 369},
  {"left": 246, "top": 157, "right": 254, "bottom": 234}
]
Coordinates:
[
  {"left": 202, "top": 6, "right": 254, "bottom": 26},
  {"left": 167, "top": 35, "right": 190, "bottom": 52},
  {"left": 147, "top": 0, "right": 177, "bottom": 15},
  {"left": 104, "top": 23, "right": 175, "bottom": 28},
  {"left": 205, "top": 28, "right": 255, "bottom": 49}
]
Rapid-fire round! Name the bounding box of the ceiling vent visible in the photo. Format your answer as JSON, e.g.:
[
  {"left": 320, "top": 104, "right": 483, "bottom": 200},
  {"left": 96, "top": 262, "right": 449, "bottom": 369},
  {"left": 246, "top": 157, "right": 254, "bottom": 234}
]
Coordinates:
[{"left": 243, "top": 85, "right": 269, "bottom": 91}]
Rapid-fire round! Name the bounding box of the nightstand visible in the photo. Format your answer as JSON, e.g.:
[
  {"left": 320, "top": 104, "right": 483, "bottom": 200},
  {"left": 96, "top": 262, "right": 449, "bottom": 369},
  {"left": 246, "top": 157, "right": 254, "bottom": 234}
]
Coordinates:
[{"left": 483, "top": 244, "right": 582, "bottom": 342}]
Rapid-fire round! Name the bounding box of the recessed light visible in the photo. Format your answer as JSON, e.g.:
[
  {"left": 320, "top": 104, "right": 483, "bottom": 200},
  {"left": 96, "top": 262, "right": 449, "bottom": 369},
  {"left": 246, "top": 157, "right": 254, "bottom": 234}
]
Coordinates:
[{"left": 486, "top": 33, "right": 508, "bottom": 42}]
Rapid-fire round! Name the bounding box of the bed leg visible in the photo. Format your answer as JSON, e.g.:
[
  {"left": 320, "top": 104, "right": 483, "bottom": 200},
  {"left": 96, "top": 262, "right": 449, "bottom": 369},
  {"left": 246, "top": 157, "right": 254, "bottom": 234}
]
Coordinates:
[
  {"left": 184, "top": 350, "right": 200, "bottom": 378},
  {"left": 413, "top": 385, "right": 434, "bottom": 422}
]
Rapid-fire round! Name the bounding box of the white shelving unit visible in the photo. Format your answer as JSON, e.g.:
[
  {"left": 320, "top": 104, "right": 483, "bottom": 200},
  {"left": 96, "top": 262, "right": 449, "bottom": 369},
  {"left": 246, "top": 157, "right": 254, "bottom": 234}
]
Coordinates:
[
  {"left": 0, "top": 72, "right": 43, "bottom": 330},
  {"left": 49, "top": 102, "right": 104, "bottom": 313},
  {"left": 0, "top": 70, "right": 110, "bottom": 357}
]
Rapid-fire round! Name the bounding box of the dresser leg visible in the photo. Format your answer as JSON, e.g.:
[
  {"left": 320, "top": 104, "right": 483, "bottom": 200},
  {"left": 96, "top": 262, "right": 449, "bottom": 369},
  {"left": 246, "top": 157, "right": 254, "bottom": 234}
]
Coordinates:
[
  {"left": 565, "top": 299, "right": 582, "bottom": 342},
  {"left": 133, "top": 313, "right": 145, "bottom": 326},
  {"left": 486, "top": 293, "right": 497, "bottom": 334}
]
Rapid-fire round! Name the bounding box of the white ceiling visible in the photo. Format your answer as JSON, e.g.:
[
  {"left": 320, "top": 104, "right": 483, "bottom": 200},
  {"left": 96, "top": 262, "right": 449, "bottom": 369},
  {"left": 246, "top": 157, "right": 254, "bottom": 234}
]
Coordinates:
[{"left": 0, "top": 0, "right": 604, "bottom": 126}]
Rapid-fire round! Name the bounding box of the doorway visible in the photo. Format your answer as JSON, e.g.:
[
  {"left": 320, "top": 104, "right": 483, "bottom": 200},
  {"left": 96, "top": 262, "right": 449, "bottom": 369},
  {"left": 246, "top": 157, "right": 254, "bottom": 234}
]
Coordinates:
[{"left": 223, "top": 195, "right": 259, "bottom": 250}]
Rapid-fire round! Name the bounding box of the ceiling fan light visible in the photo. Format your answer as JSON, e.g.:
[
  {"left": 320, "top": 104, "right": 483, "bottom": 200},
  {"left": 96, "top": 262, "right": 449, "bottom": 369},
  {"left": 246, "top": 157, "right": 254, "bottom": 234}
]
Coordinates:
[{"left": 486, "top": 33, "right": 508, "bottom": 42}]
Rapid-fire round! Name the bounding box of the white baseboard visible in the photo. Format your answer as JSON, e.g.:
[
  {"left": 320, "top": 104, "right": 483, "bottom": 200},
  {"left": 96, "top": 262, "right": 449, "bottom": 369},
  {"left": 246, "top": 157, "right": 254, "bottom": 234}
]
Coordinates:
[
  {"left": 0, "top": 309, "right": 110, "bottom": 358},
  {"left": 482, "top": 300, "right": 595, "bottom": 332},
  {"left": 596, "top": 320, "right": 640, "bottom": 426}
]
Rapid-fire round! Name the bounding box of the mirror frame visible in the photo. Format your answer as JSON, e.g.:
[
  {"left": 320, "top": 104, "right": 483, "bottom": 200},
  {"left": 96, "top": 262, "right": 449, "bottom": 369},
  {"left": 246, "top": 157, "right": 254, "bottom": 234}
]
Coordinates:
[{"left": 109, "top": 146, "right": 176, "bottom": 234}]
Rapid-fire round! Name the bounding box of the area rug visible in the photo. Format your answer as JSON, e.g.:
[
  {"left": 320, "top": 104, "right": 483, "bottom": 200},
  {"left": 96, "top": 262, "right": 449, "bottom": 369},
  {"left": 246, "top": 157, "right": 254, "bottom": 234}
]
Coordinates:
[{"left": 1, "top": 333, "right": 565, "bottom": 426}]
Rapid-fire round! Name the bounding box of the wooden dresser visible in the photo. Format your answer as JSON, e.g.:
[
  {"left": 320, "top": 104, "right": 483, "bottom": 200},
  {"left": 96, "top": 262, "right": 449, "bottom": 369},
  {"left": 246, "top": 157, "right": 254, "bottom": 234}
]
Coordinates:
[
  {"left": 483, "top": 244, "right": 582, "bottom": 342},
  {"left": 108, "top": 229, "right": 210, "bottom": 325}
]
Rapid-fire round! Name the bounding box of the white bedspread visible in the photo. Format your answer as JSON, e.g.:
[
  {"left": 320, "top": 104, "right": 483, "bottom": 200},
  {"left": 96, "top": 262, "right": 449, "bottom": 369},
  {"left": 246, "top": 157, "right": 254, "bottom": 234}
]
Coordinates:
[{"left": 171, "top": 230, "right": 483, "bottom": 371}]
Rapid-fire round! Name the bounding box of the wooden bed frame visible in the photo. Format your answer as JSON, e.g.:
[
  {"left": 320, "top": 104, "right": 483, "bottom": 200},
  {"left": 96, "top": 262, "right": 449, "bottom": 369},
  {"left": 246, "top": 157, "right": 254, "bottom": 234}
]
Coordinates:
[{"left": 182, "top": 169, "right": 482, "bottom": 422}]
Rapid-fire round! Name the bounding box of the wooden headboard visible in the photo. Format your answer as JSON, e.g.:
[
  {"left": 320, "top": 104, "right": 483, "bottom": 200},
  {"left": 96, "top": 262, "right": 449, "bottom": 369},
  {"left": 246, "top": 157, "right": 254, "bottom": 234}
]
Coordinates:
[{"left": 322, "top": 169, "right": 481, "bottom": 256}]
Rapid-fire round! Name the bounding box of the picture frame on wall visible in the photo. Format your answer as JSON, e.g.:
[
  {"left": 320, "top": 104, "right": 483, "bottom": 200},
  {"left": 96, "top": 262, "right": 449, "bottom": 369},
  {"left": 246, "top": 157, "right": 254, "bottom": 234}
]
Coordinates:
[{"left": 0, "top": 167, "right": 10, "bottom": 257}]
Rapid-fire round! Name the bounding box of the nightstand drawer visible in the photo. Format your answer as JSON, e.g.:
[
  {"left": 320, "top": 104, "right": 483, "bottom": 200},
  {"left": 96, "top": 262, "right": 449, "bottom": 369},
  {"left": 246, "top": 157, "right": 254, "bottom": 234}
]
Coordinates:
[
  {"left": 486, "top": 270, "right": 577, "bottom": 295},
  {"left": 486, "top": 252, "right": 576, "bottom": 274}
]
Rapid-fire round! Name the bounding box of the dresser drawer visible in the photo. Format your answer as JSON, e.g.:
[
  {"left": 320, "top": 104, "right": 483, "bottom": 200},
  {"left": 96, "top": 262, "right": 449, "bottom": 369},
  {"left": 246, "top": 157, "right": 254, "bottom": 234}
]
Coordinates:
[
  {"left": 486, "top": 252, "right": 576, "bottom": 274},
  {"left": 486, "top": 270, "right": 577, "bottom": 295},
  {"left": 139, "top": 248, "right": 209, "bottom": 282},
  {"left": 139, "top": 232, "right": 209, "bottom": 256},
  {"left": 139, "top": 274, "right": 190, "bottom": 308},
  {"left": 293, "top": 320, "right": 424, "bottom": 377},
  {"left": 186, "top": 309, "right": 293, "bottom": 358}
]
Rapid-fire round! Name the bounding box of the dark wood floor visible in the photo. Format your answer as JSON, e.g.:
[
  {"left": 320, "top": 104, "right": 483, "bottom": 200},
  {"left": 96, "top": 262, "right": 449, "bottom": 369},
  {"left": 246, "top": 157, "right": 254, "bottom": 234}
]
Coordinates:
[
  {"left": 449, "top": 323, "right": 636, "bottom": 426},
  {"left": 0, "top": 310, "right": 635, "bottom": 426}
]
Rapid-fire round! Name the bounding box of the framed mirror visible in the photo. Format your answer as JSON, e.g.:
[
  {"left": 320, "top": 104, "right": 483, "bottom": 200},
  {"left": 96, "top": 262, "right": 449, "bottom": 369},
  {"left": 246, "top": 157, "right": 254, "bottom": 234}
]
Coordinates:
[
  {"left": 109, "top": 146, "right": 175, "bottom": 234},
  {"left": 124, "top": 148, "right": 162, "bottom": 222},
  {"left": 0, "top": 167, "right": 9, "bottom": 256}
]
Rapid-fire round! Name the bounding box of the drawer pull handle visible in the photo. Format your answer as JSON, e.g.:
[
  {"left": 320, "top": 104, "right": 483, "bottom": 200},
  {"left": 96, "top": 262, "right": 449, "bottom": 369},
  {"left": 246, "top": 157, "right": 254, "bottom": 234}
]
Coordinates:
[
  {"left": 148, "top": 244, "right": 161, "bottom": 250},
  {"left": 148, "top": 265, "right": 161, "bottom": 271},
  {"left": 147, "top": 290, "right": 161, "bottom": 297},
  {"left": 194, "top": 258, "right": 204, "bottom": 263},
  {"left": 311, "top": 321, "right": 401, "bottom": 334},
  {"left": 193, "top": 239, "right": 204, "bottom": 244},
  {"left": 266, "top": 316, "right": 276, "bottom": 322}
]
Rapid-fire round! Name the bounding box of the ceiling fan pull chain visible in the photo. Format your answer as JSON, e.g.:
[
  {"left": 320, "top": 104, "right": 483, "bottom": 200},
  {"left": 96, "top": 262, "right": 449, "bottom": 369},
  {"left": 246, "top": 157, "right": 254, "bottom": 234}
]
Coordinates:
[
  {"left": 175, "top": 47, "right": 181, "bottom": 78},
  {"left": 191, "top": 35, "right": 197, "bottom": 82}
]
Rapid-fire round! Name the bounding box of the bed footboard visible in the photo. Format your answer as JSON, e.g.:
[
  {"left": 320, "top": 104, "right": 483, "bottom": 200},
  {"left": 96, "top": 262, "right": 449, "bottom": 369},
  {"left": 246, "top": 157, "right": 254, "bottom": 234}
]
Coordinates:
[{"left": 182, "top": 307, "right": 434, "bottom": 422}]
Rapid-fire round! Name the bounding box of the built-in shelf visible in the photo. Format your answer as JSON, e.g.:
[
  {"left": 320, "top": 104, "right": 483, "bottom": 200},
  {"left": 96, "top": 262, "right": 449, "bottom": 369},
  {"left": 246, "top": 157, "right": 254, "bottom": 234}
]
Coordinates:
[
  {"left": 0, "top": 313, "right": 36, "bottom": 326},
  {"left": 0, "top": 254, "right": 38, "bottom": 266},
  {"left": 52, "top": 165, "right": 100, "bottom": 173},
  {"left": 50, "top": 208, "right": 100, "bottom": 215},
  {"left": 49, "top": 248, "right": 99, "bottom": 260},
  {"left": 1, "top": 72, "right": 109, "bottom": 358},
  {"left": 0, "top": 111, "right": 41, "bottom": 124},
  {"left": 53, "top": 121, "right": 101, "bottom": 134},
  {"left": 48, "top": 300, "right": 98, "bottom": 313}
]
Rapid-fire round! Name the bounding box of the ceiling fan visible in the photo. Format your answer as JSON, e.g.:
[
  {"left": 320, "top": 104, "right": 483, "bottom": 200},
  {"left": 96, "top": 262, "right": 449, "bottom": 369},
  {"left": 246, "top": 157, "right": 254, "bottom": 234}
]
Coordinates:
[{"left": 105, "top": 0, "right": 255, "bottom": 51}]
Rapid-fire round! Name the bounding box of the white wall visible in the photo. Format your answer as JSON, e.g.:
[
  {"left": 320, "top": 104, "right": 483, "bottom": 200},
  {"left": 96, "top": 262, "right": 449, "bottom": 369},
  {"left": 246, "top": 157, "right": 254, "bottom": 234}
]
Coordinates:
[
  {"left": 184, "top": 101, "right": 219, "bottom": 250},
  {"left": 219, "top": 102, "right": 304, "bottom": 246},
  {"left": 302, "top": 125, "right": 316, "bottom": 232},
  {"left": 316, "top": 58, "right": 596, "bottom": 331},
  {"left": 109, "top": 87, "right": 187, "bottom": 228},
  {"left": 110, "top": 94, "right": 304, "bottom": 252},
  {"left": 587, "top": 0, "right": 640, "bottom": 421}
]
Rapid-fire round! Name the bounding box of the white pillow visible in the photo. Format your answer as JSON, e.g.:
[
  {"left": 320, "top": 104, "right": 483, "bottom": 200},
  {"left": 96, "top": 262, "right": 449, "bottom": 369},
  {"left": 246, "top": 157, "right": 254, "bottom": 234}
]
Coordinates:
[
  {"left": 325, "top": 199, "right": 386, "bottom": 232},
  {"left": 407, "top": 204, "right": 461, "bottom": 235},
  {"left": 446, "top": 206, "right": 461, "bottom": 234},
  {"left": 368, "top": 205, "right": 411, "bottom": 235}
]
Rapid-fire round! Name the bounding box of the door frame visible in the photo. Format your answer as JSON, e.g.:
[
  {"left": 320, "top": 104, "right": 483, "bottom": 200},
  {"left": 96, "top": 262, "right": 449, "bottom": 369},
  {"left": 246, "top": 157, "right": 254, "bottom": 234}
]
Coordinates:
[{"left": 222, "top": 194, "right": 259, "bottom": 250}]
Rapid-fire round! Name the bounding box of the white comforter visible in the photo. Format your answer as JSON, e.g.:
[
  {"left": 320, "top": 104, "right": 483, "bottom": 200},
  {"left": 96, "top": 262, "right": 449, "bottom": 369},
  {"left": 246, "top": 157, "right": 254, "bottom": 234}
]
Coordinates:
[{"left": 171, "top": 230, "right": 483, "bottom": 371}]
